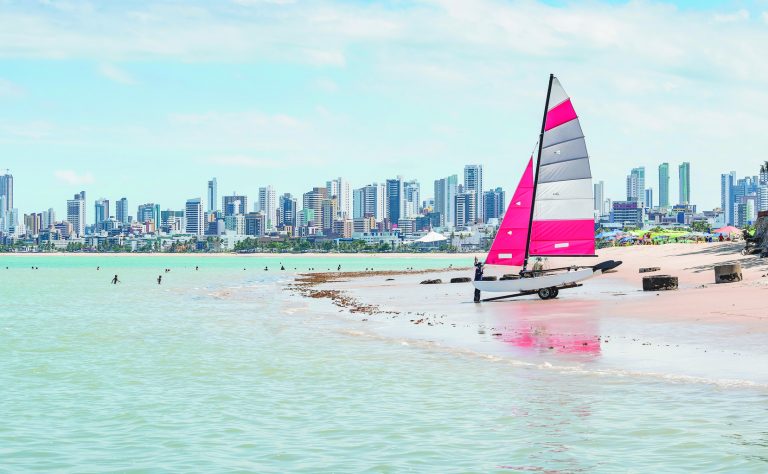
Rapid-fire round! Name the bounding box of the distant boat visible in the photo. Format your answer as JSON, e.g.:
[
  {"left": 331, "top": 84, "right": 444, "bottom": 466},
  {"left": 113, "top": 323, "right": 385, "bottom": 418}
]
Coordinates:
[{"left": 474, "top": 74, "right": 621, "bottom": 301}]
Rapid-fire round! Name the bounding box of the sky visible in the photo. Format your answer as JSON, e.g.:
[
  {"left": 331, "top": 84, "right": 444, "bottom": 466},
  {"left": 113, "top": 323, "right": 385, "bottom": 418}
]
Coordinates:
[{"left": 1, "top": 0, "right": 768, "bottom": 218}]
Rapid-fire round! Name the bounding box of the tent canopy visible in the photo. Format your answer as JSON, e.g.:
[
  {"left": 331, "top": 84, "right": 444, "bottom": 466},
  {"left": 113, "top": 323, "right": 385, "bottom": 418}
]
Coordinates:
[
  {"left": 414, "top": 231, "right": 447, "bottom": 243},
  {"left": 714, "top": 226, "right": 742, "bottom": 235}
]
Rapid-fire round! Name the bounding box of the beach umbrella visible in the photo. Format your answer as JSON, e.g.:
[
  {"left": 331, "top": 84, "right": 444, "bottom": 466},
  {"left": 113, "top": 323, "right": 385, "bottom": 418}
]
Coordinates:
[{"left": 713, "top": 226, "right": 742, "bottom": 235}]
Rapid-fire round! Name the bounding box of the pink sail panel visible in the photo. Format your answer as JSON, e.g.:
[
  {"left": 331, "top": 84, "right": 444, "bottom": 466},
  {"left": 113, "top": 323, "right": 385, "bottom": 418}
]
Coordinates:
[
  {"left": 485, "top": 158, "right": 534, "bottom": 266},
  {"left": 544, "top": 99, "right": 576, "bottom": 131},
  {"left": 529, "top": 218, "right": 595, "bottom": 256}
]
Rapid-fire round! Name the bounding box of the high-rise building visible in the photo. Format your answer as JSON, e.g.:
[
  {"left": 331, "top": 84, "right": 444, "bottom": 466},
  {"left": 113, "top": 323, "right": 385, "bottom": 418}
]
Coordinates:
[
  {"left": 41, "top": 208, "right": 55, "bottom": 229},
  {"left": 94, "top": 198, "right": 109, "bottom": 229},
  {"left": 385, "top": 177, "right": 404, "bottom": 226},
  {"left": 185, "top": 198, "right": 204, "bottom": 235},
  {"left": 0, "top": 171, "right": 12, "bottom": 216},
  {"left": 321, "top": 198, "right": 338, "bottom": 232},
  {"left": 626, "top": 167, "right": 645, "bottom": 206},
  {"left": 258, "top": 186, "right": 277, "bottom": 230},
  {"left": 658, "top": 163, "right": 670, "bottom": 208},
  {"left": 403, "top": 180, "right": 421, "bottom": 218},
  {"left": 326, "top": 177, "right": 352, "bottom": 219},
  {"left": 302, "top": 187, "right": 327, "bottom": 228},
  {"left": 482, "top": 188, "right": 505, "bottom": 222},
  {"left": 66, "top": 191, "right": 86, "bottom": 237},
  {"left": 434, "top": 175, "right": 458, "bottom": 228},
  {"left": 24, "top": 213, "right": 42, "bottom": 236},
  {"left": 644, "top": 188, "right": 653, "bottom": 210},
  {"left": 278, "top": 193, "right": 297, "bottom": 229},
  {"left": 116, "top": 197, "right": 128, "bottom": 224},
  {"left": 207, "top": 178, "right": 218, "bottom": 212},
  {"left": 244, "top": 212, "right": 266, "bottom": 236},
  {"left": 678, "top": 162, "right": 690, "bottom": 205},
  {"left": 137, "top": 203, "right": 160, "bottom": 226},
  {"left": 593, "top": 180, "right": 604, "bottom": 218},
  {"left": 222, "top": 194, "right": 248, "bottom": 217},
  {"left": 463, "top": 165, "right": 483, "bottom": 223},
  {"left": 353, "top": 183, "right": 385, "bottom": 222},
  {"left": 455, "top": 191, "right": 477, "bottom": 227},
  {"left": 721, "top": 171, "right": 736, "bottom": 225}
]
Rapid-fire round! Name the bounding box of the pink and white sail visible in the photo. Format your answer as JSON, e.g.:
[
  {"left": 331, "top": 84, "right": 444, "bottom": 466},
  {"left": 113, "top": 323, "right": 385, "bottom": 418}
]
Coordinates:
[
  {"left": 485, "top": 76, "right": 595, "bottom": 267},
  {"left": 530, "top": 77, "right": 595, "bottom": 257}
]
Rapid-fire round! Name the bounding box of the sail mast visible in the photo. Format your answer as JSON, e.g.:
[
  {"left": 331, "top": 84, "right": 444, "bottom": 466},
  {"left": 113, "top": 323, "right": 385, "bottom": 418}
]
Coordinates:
[{"left": 522, "top": 73, "right": 555, "bottom": 270}]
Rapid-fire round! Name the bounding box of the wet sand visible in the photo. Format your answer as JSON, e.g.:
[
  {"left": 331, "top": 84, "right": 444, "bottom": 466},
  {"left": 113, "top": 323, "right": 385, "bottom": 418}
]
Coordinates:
[{"left": 289, "top": 242, "right": 768, "bottom": 387}]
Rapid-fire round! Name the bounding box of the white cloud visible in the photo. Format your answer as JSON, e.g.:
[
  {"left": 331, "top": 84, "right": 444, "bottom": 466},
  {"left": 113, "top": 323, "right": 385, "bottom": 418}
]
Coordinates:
[
  {"left": 763, "top": 11, "right": 768, "bottom": 24},
  {"left": 713, "top": 9, "right": 749, "bottom": 23},
  {"left": 304, "top": 49, "right": 346, "bottom": 67},
  {"left": 54, "top": 169, "right": 95, "bottom": 185},
  {"left": 98, "top": 63, "right": 137, "bottom": 85}
]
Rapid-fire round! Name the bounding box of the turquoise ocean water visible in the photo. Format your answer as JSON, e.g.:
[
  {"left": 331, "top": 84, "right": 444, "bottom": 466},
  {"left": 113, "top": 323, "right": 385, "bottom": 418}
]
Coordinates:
[{"left": 1, "top": 255, "right": 766, "bottom": 472}]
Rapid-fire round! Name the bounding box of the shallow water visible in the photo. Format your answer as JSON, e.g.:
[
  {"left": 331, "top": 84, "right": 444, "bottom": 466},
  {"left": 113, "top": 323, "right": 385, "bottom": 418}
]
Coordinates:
[{"left": 1, "top": 255, "right": 767, "bottom": 472}]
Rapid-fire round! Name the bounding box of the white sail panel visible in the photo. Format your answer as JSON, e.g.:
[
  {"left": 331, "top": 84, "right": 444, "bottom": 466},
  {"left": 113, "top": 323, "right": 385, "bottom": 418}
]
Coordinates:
[
  {"left": 533, "top": 198, "right": 593, "bottom": 220},
  {"left": 536, "top": 178, "right": 593, "bottom": 201},
  {"left": 547, "top": 78, "right": 569, "bottom": 110}
]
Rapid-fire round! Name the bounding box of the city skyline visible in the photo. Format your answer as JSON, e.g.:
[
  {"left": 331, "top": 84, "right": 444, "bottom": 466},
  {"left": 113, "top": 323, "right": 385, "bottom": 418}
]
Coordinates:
[{"left": 2, "top": 1, "right": 768, "bottom": 213}]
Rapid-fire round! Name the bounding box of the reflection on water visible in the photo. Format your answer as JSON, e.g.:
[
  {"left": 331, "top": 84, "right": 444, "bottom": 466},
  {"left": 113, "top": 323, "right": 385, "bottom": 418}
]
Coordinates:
[{"left": 491, "top": 300, "right": 602, "bottom": 359}]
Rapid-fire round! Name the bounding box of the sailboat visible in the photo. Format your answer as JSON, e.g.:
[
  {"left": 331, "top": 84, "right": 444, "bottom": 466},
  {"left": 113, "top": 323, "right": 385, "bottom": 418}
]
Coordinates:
[{"left": 473, "top": 74, "right": 621, "bottom": 301}]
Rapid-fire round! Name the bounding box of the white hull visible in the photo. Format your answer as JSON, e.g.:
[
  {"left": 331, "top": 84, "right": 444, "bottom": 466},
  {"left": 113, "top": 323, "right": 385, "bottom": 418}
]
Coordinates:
[{"left": 472, "top": 268, "right": 597, "bottom": 293}]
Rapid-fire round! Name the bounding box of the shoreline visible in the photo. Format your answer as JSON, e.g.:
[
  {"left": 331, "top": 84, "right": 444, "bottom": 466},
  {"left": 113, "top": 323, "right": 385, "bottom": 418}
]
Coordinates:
[
  {"left": 287, "top": 242, "right": 768, "bottom": 387},
  {"left": 0, "top": 252, "right": 484, "bottom": 259}
]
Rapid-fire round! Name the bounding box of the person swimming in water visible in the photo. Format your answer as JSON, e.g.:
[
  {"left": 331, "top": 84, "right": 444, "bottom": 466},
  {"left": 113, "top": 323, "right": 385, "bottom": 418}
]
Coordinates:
[{"left": 111, "top": 275, "right": 120, "bottom": 284}]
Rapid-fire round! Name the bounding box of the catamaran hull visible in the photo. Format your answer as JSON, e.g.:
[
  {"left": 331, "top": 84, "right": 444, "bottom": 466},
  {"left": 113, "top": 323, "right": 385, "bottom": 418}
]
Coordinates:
[{"left": 473, "top": 268, "right": 596, "bottom": 293}]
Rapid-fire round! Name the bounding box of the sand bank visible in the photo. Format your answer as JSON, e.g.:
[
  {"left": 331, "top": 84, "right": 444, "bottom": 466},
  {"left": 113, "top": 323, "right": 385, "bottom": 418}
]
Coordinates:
[{"left": 290, "top": 242, "right": 768, "bottom": 387}]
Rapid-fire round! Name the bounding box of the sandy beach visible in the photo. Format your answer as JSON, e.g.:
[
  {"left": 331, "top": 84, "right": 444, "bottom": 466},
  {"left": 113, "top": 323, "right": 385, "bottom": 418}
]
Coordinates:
[{"left": 292, "top": 242, "right": 768, "bottom": 387}]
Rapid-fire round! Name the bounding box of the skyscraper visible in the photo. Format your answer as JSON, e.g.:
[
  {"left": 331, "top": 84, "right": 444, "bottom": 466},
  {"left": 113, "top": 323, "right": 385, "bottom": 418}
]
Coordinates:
[
  {"left": 116, "top": 197, "right": 128, "bottom": 224},
  {"left": 222, "top": 194, "right": 248, "bottom": 217},
  {"left": 463, "top": 165, "right": 483, "bottom": 223},
  {"left": 385, "top": 177, "right": 404, "bottom": 226},
  {"left": 644, "top": 188, "right": 653, "bottom": 210},
  {"left": 185, "top": 198, "right": 204, "bottom": 235},
  {"left": 66, "top": 192, "right": 86, "bottom": 237},
  {"left": 403, "top": 180, "right": 421, "bottom": 218},
  {"left": 455, "top": 191, "right": 477, "bottom": 227},
  {"left": 593, "top": 180, "right": 604, "bottom": 218},
  {"left": 658, "top": 163, "right": 670, "bottom": 208},
  {"left": 353, "top": 183, "right": 385, "bottom": 222},
  {"left": 302, "top": 187, "right": 327, "bottom": 228},
  {"left": 721, "top": 171, "right": 736, "bottom": 225},
  {"left": 278, "top": 193, "right": 297, "bottom": 229},
  {"left": 137, "top": 203, "right": 160, "bottom": 225},
  {"left": 258, "top": 186, "right": 277, "bottom": 230},
  {"left": 434, "top": 175, "right": 458, "bottom": 228},
  {"left": 94, "top": 198, "right": 109, "bottom": 229},
  {"left": 207, "top": 178, "right": 218, "bottom": 213},
  {"left": 626, "top": 167, "right": 645, "bottom": 206},
  {"left": 0, "top": 171, "right": 12, "bottom": 215},
  {"left": 678, "top": 162, "right": 690, "bottom": 205},
  {"left": 326, "top": 177, "right": 352, "bottom": 219},
  {"left": 482, "top": 188, "right": 505, "bottom": 222}
]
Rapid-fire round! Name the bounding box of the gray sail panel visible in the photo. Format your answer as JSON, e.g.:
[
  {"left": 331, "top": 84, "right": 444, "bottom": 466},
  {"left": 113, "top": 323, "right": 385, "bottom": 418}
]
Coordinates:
[
  {"left": 547, "top": 77, "right": 569, "bottom": 110},
  {"left": 537, "top": 157, "right": 592, "bottom": 184},
  {"left": 542, "top": 119, "right": 583, "bottom": 148},
  {"left": 540, "top": 137, "right": 588, "bottom": 166}
]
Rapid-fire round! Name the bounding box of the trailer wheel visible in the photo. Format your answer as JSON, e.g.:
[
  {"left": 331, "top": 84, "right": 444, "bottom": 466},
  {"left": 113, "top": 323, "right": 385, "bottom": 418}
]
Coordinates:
[
  {"left": 551, "top": 287, "right": 559, "bottom": 299},
  {"left": 537, "top": 287, "right": 552, "bottom": 300}
]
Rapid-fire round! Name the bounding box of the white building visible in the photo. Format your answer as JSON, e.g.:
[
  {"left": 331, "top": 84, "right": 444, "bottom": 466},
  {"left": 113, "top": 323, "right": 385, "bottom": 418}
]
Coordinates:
[
  {"left": 258, "top": 186, "right": 277, "bottom": 230},
  {"left": 66, "top": 192, "right": 86, "bottom": 237},
  {"left": 185, "top": 198, "right": 204, "bottom": 235},
  {"left": 463, "top": 165, "right": 483, "bottom": 223}
]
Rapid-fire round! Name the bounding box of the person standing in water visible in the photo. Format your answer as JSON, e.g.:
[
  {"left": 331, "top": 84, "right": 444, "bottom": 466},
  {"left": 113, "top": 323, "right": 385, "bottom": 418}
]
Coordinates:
[
  {"left": 111, "top": 275, "right": 120, "bottom": 284},
  {"left": 157, "top": 275, "right": 162, "bottom": 285}
]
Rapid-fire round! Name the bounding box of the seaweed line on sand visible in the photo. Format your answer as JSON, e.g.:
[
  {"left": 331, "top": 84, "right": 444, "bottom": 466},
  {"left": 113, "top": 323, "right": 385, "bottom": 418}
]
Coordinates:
[{"left": 287, "top": 268, "right": 471, "bottom": 316}]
